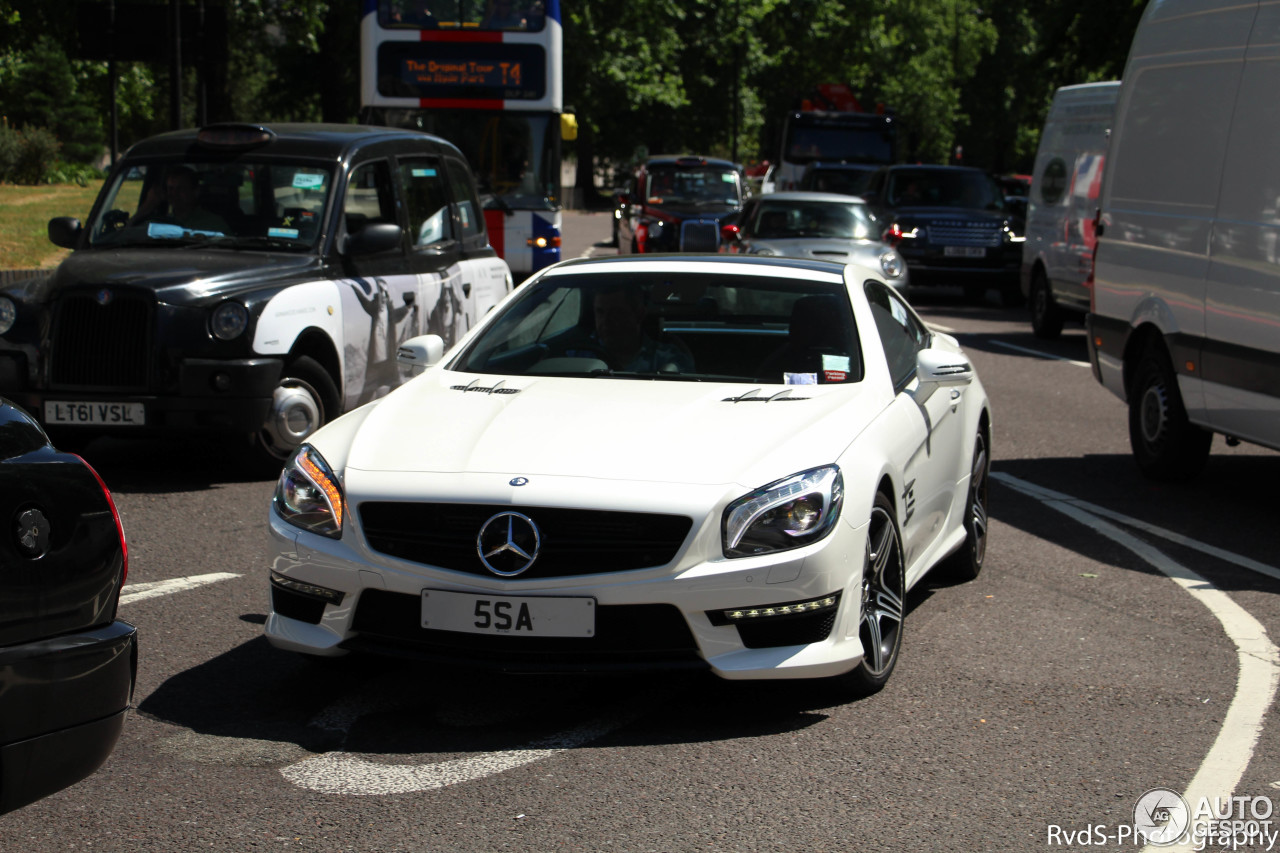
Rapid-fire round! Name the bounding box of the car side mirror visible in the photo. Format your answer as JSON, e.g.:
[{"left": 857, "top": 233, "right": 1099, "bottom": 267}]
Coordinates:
[
  {"left": 48, "top": 217, "right": 83, "bottom": 249},
  {"left": 396, "top": 334, "right": 446, "bottom": 375},
  {"left": 916, "top": 348, "right": 974, "bottom": 387},
  {"left": 344, "top": 222, "right": 402, "bottom": 256}
]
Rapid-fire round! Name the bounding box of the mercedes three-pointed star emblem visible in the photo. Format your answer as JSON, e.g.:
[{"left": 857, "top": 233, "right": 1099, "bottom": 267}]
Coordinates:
[{"left": 476, "top": 511, "right": 542, "bottom": 577}]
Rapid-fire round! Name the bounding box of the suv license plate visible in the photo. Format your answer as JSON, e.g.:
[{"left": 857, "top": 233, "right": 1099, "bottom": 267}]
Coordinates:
[
  {"left": 421, "top": 589, "right": 595, "bottom": 637},
  {"left": 45, "top": 401, "right": 146, "bottom": 426},
  {"left": 943, "top": 246, "right": 987, "bottom": 258}
]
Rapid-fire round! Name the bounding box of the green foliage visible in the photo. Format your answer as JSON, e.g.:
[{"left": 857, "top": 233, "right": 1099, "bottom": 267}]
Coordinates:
[
  {"left": 0, "top": 0, "right": 1147, "bottom": 184},
  {"left": 12, "top": 126, "right": 60, "bottom": 185},
  {"left": 0, "top": 122, "right": 18, "bottom": 182}
]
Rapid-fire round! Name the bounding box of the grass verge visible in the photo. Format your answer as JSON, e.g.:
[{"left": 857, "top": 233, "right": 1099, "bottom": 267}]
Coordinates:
[{"left": 0, "top": 182, "right": 104, "bottom": 270}]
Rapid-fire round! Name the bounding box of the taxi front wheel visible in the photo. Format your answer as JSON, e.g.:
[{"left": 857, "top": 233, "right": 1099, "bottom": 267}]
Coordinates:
[{"left": 254, "top": 356, "right": 339, "bottom": 463}]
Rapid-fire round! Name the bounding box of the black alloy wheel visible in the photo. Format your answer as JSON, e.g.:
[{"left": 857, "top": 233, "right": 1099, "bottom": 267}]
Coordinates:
[
  {"left": 844, "top": 491, "right": 906, "bottom": 695},
  {"left": 943, "top": 430, "right": 990, "bottom": 581}
]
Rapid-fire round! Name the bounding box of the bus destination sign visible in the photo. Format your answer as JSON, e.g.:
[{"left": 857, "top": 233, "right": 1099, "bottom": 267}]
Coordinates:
[{"left": 378, "top": 42, "right": 546, "bottom": 102}]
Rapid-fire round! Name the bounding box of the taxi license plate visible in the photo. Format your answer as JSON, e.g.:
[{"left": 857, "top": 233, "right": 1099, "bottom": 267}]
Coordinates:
[
  {"left": 45, "top": 401, "right": 145, "bottom": 426},
  {"left": 944, "top": 246, "right": 987, "bottom": 258},
  {"left": 421, "top": 589, "right": 595, "bottom": 637}
]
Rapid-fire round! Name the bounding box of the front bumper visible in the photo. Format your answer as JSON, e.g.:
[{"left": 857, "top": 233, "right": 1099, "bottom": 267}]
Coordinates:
[
  {"left": 266, "top": 498, "right": 870, "bottom": 681},
  {"left": 0, "top": 619, "right": 137, "bottom": 814},
  {"left": 0, "top": 357, "right": 282, "bottom": 434}
]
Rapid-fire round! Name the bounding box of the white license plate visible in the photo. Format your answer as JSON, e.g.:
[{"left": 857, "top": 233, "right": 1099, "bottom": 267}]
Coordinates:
[
  {"left": 943, "top": 246, "right": 987, "bottom": 258},
  {"left": 45, "top": 401, "right": 145, "bottom": 426},
  {"left": 421, "top": 589, "right": 595, "bottom": 638}
]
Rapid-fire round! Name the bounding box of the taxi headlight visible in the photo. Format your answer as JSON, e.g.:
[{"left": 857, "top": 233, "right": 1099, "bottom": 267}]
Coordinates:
[
  {"left": 274, "top": 444, "right": 345, "bottom": 538},
  {"left": 0, "top": 296, "right": 15, "bottom": 336},
  {"left": 211, "top": 301, "right": 249, "bottom": 341},
  {"left": 723, "top": 465, "right": 843, "bottom": 557}
]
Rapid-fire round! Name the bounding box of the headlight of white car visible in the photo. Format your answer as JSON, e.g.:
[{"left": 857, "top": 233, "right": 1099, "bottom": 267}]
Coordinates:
[
  {"left": 274, "top": 444, "right": 345, "bottom": 538},
  {"left": 722, "top": 465, "right": 843, "bottom": 558},
  {"left": 0, "top": 295, "right": 15, "bottom": 335},
  {"left": 879, "top": 249, "right": 905, "bottom": 279}
]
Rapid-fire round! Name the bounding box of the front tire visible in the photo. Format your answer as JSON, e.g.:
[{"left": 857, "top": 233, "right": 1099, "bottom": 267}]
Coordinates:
[
  {"left": 254, "top": 356, "right": 340, "bottom": 464},
  {"left": 1128, "top": 343, "right": 1211, "bottom": 480},
  {"left": 1029, "top": 269, "right": 1064, "bottom": 339},
  {"left": 843, "top": 492, "right": 906, "bottom": 696}
]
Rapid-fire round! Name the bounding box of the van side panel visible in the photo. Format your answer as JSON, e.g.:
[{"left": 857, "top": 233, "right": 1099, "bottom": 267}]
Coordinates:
[
  {"left": 1023, "top": 82, "right": 1119, "bottom": 314},
  {"left": 1204, "top": 5, "right": 1280, "bottom": 446},
  {"left": 1094, "top": 0, "right": 1256, "bottom": 415}
]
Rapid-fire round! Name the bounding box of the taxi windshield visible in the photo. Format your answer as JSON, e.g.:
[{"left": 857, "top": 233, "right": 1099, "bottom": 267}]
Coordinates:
[{"left": 87, "top": 160, "right": 335, "bottom": 251}]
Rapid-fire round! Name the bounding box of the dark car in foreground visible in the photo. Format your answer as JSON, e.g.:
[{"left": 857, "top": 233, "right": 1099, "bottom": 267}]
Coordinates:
[
  {"left": 0, "top": 398, "right": 135, "bottom": 814},
  {"left": 861, "top": 164, "right": 1025, "bottom": 305},
  {"left": 615, "top": 155, "right": 745, "bottom": 254}
]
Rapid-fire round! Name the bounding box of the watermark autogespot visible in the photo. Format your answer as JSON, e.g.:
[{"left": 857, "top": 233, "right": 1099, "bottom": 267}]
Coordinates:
[{"left": 1047, "top": 788, "right": 1279, "bottom": 850}]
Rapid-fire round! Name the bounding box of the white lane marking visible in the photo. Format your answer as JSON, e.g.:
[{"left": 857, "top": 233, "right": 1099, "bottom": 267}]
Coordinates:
[
  {"left": 989, "top": 339, "right": 1091, "bottom": 367},
  {"left": 281, "top": 711, "right": 637, "bottom": 796},
  {"left": 995, "top": 473, "right": 1280, "bottom": 851},
  {"left": 119, "top": 572, "right": 241, "bottom": 605}
]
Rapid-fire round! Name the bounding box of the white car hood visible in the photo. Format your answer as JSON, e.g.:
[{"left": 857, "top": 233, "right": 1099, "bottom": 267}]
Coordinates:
[{"left": 341, "top": 370, "right": 886, "bottom": 487}]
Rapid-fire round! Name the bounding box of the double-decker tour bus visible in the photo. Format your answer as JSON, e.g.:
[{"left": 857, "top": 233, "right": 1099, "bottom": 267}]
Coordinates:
[
  {"left": 360, "top": 0, "right": 573, "bottom": 279},
  {"left": 776, "top": 84, "right": 897, "bottom": 192}
]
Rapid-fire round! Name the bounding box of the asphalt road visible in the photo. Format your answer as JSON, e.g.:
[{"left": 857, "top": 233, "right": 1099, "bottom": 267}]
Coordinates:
[{"left": 4, "top": 209, "right": 1280, "bottom": 852}]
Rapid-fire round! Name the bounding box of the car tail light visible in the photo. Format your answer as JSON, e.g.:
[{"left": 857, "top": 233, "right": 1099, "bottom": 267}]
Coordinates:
[
  {"left": 883, "top": 224, "right": 908, "bottom": 246},
  {"left": 74, "top": 454, "right": 128, "bottom": 587},
  {"left": 635, "top": 222, "right": 648, "bottom": 253}
]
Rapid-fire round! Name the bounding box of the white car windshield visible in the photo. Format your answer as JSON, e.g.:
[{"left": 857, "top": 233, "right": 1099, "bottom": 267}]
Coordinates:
[
  {"left": 87, "top": 160, "right": 335, "bottom": 251},
  {"left": 453, "top": 271, "right": 864, "bottom": 384}
]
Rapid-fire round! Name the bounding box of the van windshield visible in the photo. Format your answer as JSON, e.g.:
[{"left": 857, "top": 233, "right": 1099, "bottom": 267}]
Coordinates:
[{"left": 88, "top": 160, "right": 336, "bottom": 251}]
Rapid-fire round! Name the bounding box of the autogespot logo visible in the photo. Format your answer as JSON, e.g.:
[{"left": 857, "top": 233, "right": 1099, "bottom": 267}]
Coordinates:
[
  {"left": 1134, "top": 787, "right": 1191, "bottom": 845},
  {"left": 476, "top": 511, "right": 541, "bottom": 577}
]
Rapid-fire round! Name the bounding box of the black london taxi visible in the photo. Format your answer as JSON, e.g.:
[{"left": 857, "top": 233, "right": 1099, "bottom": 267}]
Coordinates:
[
  {"left": 0, "top": 397, "right": 135, "bottom": 814},
  {"left": 615, "top": 155, "right": 746, "bottom": 254},
  {"left": 0, "top": 123, "right": 511, "bottom": 461}
]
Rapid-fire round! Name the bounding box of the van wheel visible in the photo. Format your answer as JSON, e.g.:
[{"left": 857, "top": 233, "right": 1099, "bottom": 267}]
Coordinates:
[
  {"left": 1029, "top": 269, "right": 1064, "bottom": 339},
  {"left": 841, "top": 492, "right": 905, "bottom": 696},
  {"left": 254, "top": 356, "right": 340, "bottom": 464},
  {"left": 1128, "top": 344, "right": 1211, "bottom": 480}
]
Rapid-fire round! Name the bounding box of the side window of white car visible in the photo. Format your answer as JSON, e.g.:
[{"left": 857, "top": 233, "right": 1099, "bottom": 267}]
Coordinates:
[{"left": 864, "top": 280, "right": 926, "bottom": 391}]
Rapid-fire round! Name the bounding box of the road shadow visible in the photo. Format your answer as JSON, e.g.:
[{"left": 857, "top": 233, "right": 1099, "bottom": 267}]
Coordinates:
[
  {"left": 990, "top": 452, "right": 1280, "bottom": 594},
  {"left": 137, "top": 635, "right": 857, "bottom": 755},
  {"left": 69, "top": 432, "right": 281, "bottom": 494}
]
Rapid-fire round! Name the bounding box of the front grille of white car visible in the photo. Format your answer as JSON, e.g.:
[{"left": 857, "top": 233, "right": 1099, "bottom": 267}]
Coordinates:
[{"left": 360, "top": 502, "right": 693, "bottom": 579}]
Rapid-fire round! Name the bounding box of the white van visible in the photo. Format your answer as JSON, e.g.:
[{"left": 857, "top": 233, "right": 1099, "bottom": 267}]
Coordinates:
[
  {"left": 1022, "top": 81, "right": 1120, "bottom": 338},
  {"left": 1089, "top": 0, "right": 1280, "bottom": 479}
]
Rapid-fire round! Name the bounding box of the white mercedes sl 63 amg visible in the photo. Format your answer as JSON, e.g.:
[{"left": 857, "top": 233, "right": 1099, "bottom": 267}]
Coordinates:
[{"left": 265, "top": 254, "right": 990, "bottom": 694}]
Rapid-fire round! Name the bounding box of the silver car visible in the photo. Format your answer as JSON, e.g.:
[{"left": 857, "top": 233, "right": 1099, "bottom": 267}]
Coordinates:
[{"left": 721, "top": 192, "right": 907, "bottom": 292}]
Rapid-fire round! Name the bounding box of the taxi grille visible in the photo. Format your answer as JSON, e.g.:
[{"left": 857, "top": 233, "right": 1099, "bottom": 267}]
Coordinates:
[
  {"left": 50, "top": 290, "right": 153, "bottom": 390},
  {"left": 926, "top": 221, "right": 1003, "bottom": 247},
  {"left": 680, "top": 220, "right": 721, "bottom": 252},
  {"left": 360, "top": 502, "right": 693, "bottom": 580}
]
